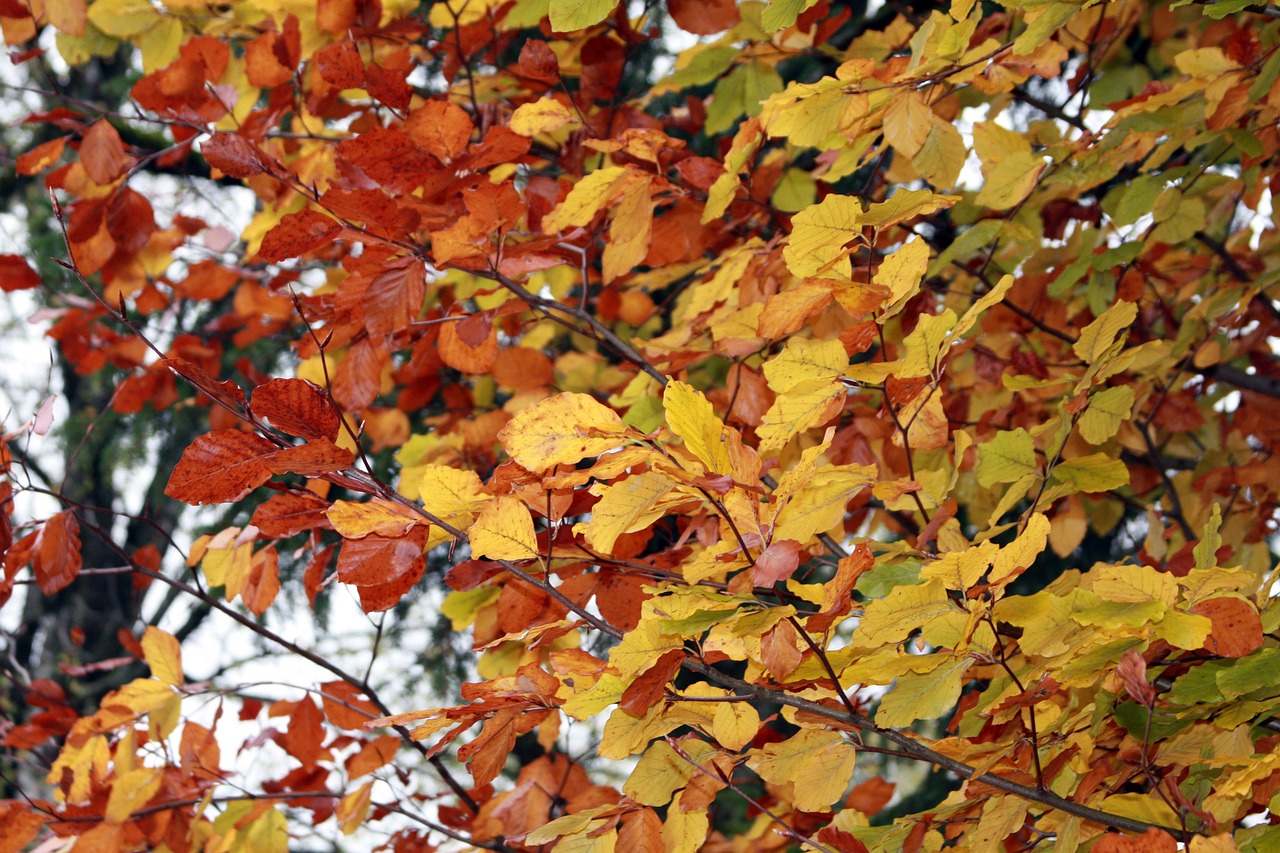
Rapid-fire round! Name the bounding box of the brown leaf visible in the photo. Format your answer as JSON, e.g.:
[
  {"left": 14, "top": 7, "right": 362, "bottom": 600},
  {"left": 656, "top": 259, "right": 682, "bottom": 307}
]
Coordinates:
[
  {"left": 165, "top": 430, "right": 281, "bottom": 505},
  {"left": 251, "top": 492, "right": 334, "bottom": 536},
  {"left": 518, "top": 40, "right": 560, "bottom": 82},
  {"left": 252, "top": 377, "right": 342, "bottom": 440},
  {"left": 336, "top": 528, "right": 428, "bottom": 586},
  {"left": 315, "top": 38, "right": 365, "bottom": 88},
  {"left": 619, "top": 648, "right": 684, "bottom": 716},
  {"left": 845, "top": 776, "right": 895, "bottom": 815},
  {"left": 33, "top": 510, "right": 81, "bottom": 595},
  {"left": 332, "top": 338, "right": 384, "bottom": 410},
  {"left": 1191, "top": 597, "right": 1264, "bottom": 658},
  {"left": 201, "top": 133, "right": 266, "bottom": 178},
  {"left": 760, "top": 620, "right": 803, "bottom": 680},
  {"left": 364, "top": 257, "right": 426, "bottom": 339}
]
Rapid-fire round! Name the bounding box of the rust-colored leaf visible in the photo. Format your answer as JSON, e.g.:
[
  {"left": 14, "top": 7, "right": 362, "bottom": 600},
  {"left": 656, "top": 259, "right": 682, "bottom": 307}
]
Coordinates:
[
  {"left": 33, "top": 510, "right": 81, "bottom": 595},
  {"left": 80, "top": 119, "right": 129, "bottom": 184},
  {"left": 252, "top": 378, "right": 342, "bottom": 441},
  {"left": 257, "top": 210, "right": 342, "bottom": 262},
  {"left": 201, "top": 133, "right": 266, "bottom": 178},
  {"left": 0, "top": 255, "right": 41, "bottom": 292},
  {"left": 668, "top": 0, "right": 739, "bottom": 34},
  {"left": 165, "top": 430, "right": 281, "bottom": 505}
]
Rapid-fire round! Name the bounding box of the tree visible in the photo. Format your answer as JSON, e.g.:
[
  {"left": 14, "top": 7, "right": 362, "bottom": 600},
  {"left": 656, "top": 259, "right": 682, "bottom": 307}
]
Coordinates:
[{"left": 3, "top": 0, "right": 1280, "bottom": 849}]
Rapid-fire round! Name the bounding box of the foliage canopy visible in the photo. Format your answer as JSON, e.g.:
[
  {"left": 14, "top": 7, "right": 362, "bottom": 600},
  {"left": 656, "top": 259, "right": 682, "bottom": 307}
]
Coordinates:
[{"left": 3, "top": 0, "right": 1280, "bottom": 850}]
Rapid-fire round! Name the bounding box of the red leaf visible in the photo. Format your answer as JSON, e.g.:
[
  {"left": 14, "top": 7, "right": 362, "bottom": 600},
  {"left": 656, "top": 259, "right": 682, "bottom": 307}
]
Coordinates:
[
  {"left": 202, "top": 133, "right": 267, "bottom": 178},
  {"left": 752, "top": 539, "right": 803, "bottom": 586},
  {"left": 33, "top": 511, "right": 81, "bottom": 595},
  {"left": 668, "top": 0, "right": 739, "bottom": 34},
  {"left": 251, "top": 491, "right": 334, "bottom": 537},
  {"left": 257, "top": 210, "right": 341, "bottom": 262},
  {"left": 315, "top": 38, "right": 365, "bottom": 89},
  {"left": 252, "top": 377, "right": 341, "bottom": 440},
  {"left": 0, "top": 255, "right": 41, "bottom": 292},
  {"left": 80, "top": 119, "right": 129, "bottom": 184},
  {"left": 518, "top": 40, "right": 560, "bottom": 82},
  {"left": 267, "top": 439, "right": 355, "bottom": 475},
  {"left": 165, "top": 430, "right": 281, "bottom": 505}
]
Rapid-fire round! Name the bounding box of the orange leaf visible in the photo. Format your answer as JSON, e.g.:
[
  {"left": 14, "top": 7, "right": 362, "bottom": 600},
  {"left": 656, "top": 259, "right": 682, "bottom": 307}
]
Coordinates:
[
  {"left": 80, "top": 120, "right": 129, "bottom": 184},
  {"left": 668, "top": 0, "right": 739, "bottom": 35},
  {"left": 752, "top": 540, "right": 803, "bottom": 587},
  {"left": 33, "top": 510, "right": 81, "bottom": 595},
  {"left": 0, "top": 255, "right": 41, "bottom": 292},
  {"left": 0, "top": 801, "right": 46, "bottom": 853},
  {"left": 336, "top": 528, "right": 428, "bottom": 586},
  {"left": 16, "top": 136, "right": 66, "bottom": 175},
  {"left": 1191, "top": 597, "right": 1264, "bottom": 658},
  {"left": 1091, "top": 829, "right": 1178, "bottom": 853},
  {"left": 241, "top": 545, "right": 281, "bottom": 615},
  {"left": 266, "top": 439, "right": 354, "bottom": 476},
  {"left": 165, "top": 430, "right": 280, "bottom": 505},
  {"left": 404, "top": 99, "right": 472, "bottom": 163},
  {"left": 320, "top": 681, "right": 380, "bottom": 729},
  {"left": 251, "top": 491, "right": 333, "bottom": 537},
  {"left": 346, "top": 734, "right": 400, "bottom": 778}
]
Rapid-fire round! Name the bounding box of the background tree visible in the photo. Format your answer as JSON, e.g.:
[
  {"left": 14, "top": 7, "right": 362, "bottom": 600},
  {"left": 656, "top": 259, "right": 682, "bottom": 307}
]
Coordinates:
[{"left": 3, "top": 0, "right": 1280, "bottom": 851}]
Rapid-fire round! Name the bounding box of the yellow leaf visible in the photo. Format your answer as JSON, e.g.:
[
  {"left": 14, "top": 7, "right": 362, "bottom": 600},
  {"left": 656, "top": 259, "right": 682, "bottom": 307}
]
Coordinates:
[
  {"left": 763, "top": 336, "right": 848, "bottom": 393},
  {"left": 756, "top": 380, "right": 844, "bottom": 453},
  {"left": 1074, "top": 301, "right": 1138, "bottom": 364},
  {"left": 875, "top": 655, "right": 972, "bottom": 727},
  {"left": 898, "top": 308, "right": 958, "bottom": 378},
  {"left": 876, "top": 236, "right": 930, "bottom": 320},
  {"left": 1175, "top": 47, "right": 1238, "bottom": 78},
  {"left": 498, "top": 392, "right": 629, "bottom": 472},
  {"left": 624, "top": 740, "right": 696, "bottom": 806},
  {"left": 664, "top": 380, "right": 731, "bottom": 475},
  {"left": 542, "top": 166, "right": 628, "bottom": 232},
  {"left": 922, "top": 540, "right": 998, "bottom": 589},
  {"left": 47, "top": 733, "right": 109, "bottom": 803},
  {"left": 913, "top": 113, "right": 966, "bottom": 189},
  {"left": 860, "top": 189, "right": 959, "bottom": 230},
  {"left": 747, "top": 728, "right": 856, "bottom": 812},
  {"left": 989, "top": 512, "right": 1050, "bottom": 585},
  {"left": 772, "top": 464, "right": 876, "bottom": 543},
  {"left": 662, "top": 790, "right": 709, "bottom": 853},
  {"left": 509, "top": 98, "right": 576, "bottom": 136},
  {"left": 105, "top": 767, "right": 162, "bottom": 823},
  {"left": 883, "top": 92, "right": 933, "bottom": 159},
  {"left": 783, "top": 195, "right": 863, "bottom": 277},
  {"left": 419, "top": 465, "right": 486, "bottom": 519},
  {"left": 336, "top": 781, "right": 372, "bottom": 835},
  {"left": 86, "top": 0, "right": 158, "bottom": 38},
  {"left": 580, "top": 470, "right": 681, "bottom": 553},
  {"left": 549, "top": 0, "right": 616, "bottom": 31},
  {"left": 853, "top": 578, "right": 952, "bottom": 646},
  {"left": 561, "top": 672, "right": 626, "bottom": 720},
  {"left": 713, "top": 700, "right": 760, "bottom": 751},
  {"left": 611, "top": 616, "right": 682, "bottom": 680},
  {"left": 141, "top": 626, "right": 183, "bottom": 687},
  {"left": 975, "top": 150, "right": 1044, "bottom": 210},
  {"left": 1090, "top": 563, "right": 1178, "bottom": 606},
  {"left": 603, "top": 173, "right": 653, "bottom": 282},
  {"left": 327, "top": 499, "right": 427, "bottom": 538},
  {"left": 470, "top": 496, "right": 539, "bottom": 561}
]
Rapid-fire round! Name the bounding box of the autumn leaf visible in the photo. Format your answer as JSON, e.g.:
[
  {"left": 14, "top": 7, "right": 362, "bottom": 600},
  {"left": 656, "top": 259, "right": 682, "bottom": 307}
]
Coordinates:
[
  {"left": 498, "top": 392, "right": 630, "bottom": 472},
  {"left": 469, "top": 496, "right": 539, "bottom": 561},
  {"left": 165, "top": 430, "right": 281, "bottom": 505}
]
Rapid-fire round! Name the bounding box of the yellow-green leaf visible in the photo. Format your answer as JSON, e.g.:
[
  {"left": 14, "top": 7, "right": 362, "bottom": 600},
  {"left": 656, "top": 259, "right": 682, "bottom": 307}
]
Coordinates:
[
  {"left": 977, "top": 428, "right": 1038, "bottom": 487},
  {"left": 853, "top": 578, "right": 952, "bottom": 646},
  {"left": 1052, "top": 453, "right": 1129, "bottom": 493},
  {"left": 1079, "top": 385, "right": 1135, "bottom": 444},
  {"left": 1073, "top": 301, "right": 1138, "bottom": 363},
  {"left": 975, "top": 150, "right": 1044, "bottom": 210},
  {"left": 548, "top": 0, "right": 616, "bottom": 32},
  {"left": 875, "top": 655, "right": 972, "bottom": 727}
]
